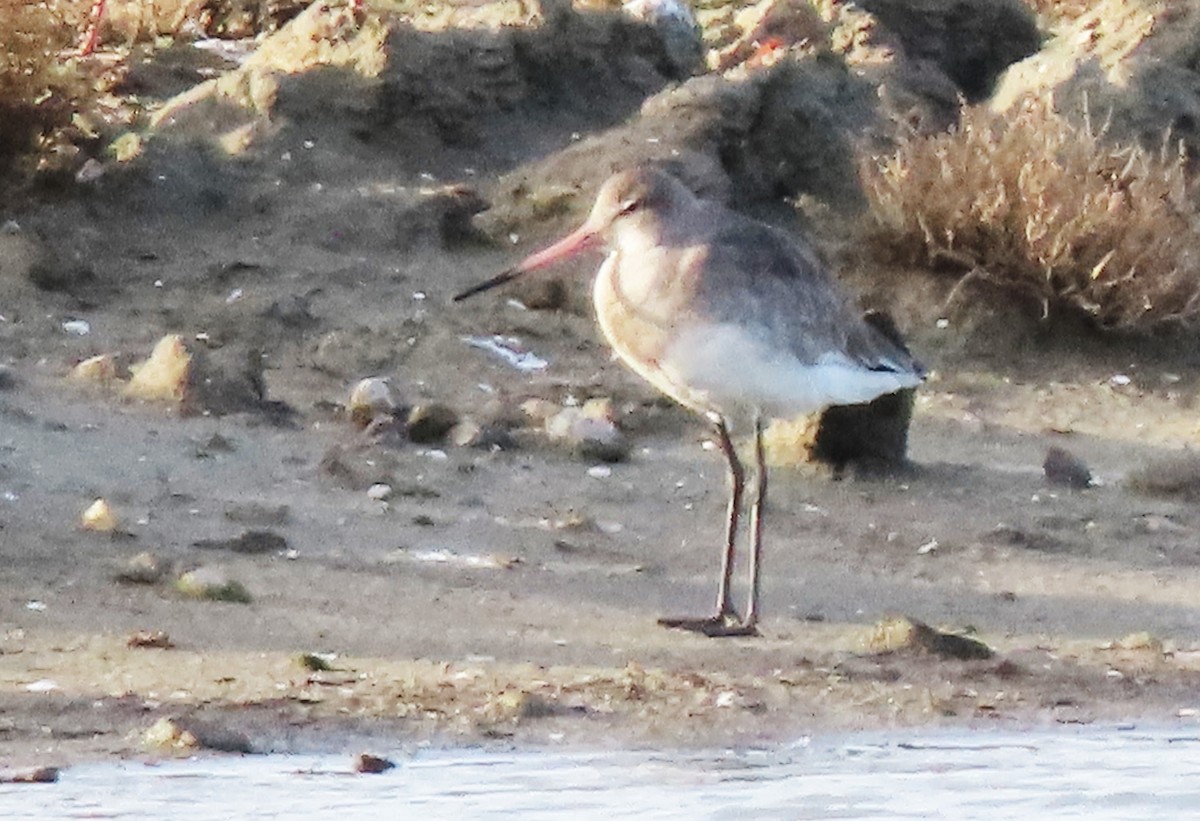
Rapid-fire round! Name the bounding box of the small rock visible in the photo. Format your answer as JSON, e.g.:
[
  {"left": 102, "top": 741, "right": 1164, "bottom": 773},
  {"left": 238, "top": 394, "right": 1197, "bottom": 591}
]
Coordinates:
[
  {"left": 869, "top": 616, "right": 993, "bottom": 660},
  {"left": 406, "top": 403, "right": 459, "bottom": 443},
  {"left": 580, "top": 396, "right": 616, "bottom": 422},
  {"left": 482, "top": 690, "right": 562, "bottom": 723},
  {"left": 545, "top": 406, "right": 630, "bottom": 462},
  {"left": 298, "top": 652, "right": 335, "bottom": 671},
  {"left": 68, "top": 354, "right": 120, "bottom": 385},
  {"left": 519, "top": 398, "right": 559, "bottom": 424},
  {"left": 571, "top": 417, "right": 630, "bottom": 463},
  {"left": 124, "top": 335, "right": 191, "bottom": 403},
  {"left": 192, "top": 529, "right": 288, "bottom": 554},
  {"left": 0, "top": 766, "right": 60, "bottom": 784},
  {"left": 451, "top": 419, "right": 520, "bottom": 450},
  {"left": 449, "top": 420, "right": 484, "bottom": 447},
  {"left": 367, "top": 483, "right": 393, "bottom": 501},
  {"left": 1043, "top": 446, "right": 1091, "bottom": 488},
  {"left": 142, "top": 716, "right": 252, "bottom": 754},
  {"left": 478, "top": 397, "right": 527, "bottom": 430},
  {"left": 61, "top": 318, "right": 91, "bottom": 336},
  {"left": 354, "top": 753, "right": 396, "bottom": 774},
  {"left": 347, "top": 377, "right": 395, "bottom": 428},
  {"left": 142, "top": 717, "right": 199, "bottom": 751},
  {"left": 81, "top": 498, "right": 118, "bottom": 533},
  {"left": 127, "top": 630, "right": 173, "bottom": 649},
  {"left": 175, "top": 568, "right": 252, "bottom": 603},
  {"left": 115, "top": 552, "right": 166, "bottom": 584}
]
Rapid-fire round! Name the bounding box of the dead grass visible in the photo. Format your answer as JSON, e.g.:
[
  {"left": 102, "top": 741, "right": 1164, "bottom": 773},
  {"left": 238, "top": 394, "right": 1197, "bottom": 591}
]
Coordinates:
[
  {"left": 0, "top": 1, "right": 270, "bottom": 192},
  {"left": 860, "top": 100, "right": 1200, "bottom": 331},
  {"left": 0, "top": 2, "right": 95, "bottom": 181}
]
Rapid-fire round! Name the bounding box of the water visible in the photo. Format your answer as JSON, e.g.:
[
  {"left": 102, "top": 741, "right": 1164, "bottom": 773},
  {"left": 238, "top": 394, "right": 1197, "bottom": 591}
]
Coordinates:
[{"left": 5, "top": 725, "right": 1200, "bottom": 820}]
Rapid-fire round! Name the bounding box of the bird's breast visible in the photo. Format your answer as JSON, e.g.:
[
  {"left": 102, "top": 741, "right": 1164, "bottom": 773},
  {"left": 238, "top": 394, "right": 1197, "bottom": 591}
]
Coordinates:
[{"left": 592, "top": 249, "right": 717, "bottom": 415}]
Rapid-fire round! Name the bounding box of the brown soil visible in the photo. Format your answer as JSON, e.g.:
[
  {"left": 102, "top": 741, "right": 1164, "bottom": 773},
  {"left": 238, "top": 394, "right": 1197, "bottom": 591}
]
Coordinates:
[{"left": 3, "top": 2, "right": 1200, "bottom": 769}]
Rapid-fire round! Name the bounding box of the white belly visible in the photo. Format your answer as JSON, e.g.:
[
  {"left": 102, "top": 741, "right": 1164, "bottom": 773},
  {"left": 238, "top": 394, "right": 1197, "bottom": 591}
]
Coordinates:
[{"left": 659, "top": 322, "right": 921, "bottom": 419}]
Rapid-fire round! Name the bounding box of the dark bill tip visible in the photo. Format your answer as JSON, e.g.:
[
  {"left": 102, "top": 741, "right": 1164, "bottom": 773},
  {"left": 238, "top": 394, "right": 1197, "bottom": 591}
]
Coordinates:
[{"left": 451, "top": 268, "right": 521, "bottom": 303}]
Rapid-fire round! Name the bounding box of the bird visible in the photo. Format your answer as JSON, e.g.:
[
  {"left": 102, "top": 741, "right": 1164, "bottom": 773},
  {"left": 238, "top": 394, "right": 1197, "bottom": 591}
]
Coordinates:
[{"left": 454, "top": 167, "right": 925, "bottom": 637}]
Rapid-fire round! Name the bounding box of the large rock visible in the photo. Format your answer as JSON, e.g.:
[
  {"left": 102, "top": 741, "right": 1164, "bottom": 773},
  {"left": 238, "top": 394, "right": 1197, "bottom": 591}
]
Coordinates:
[{"left": 992, "top": 0, "right": 1200, "bottom": 155}]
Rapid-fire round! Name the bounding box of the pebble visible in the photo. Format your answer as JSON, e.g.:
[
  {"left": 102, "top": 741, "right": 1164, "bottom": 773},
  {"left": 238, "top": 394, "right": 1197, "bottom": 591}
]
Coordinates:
[
  {"left": 141, "top": 720, "right": 198, "bottom": 748},
  {"left": 367, "top": 482, "right": 393, "bottom": 501},
  {"left": 127, "top": 630, "right": 173, "bottom": 649},
  {"left": 347, "top": 377, "right": 395, "bottom": 428},
  {"left": 61, "top": 319, "right": 91, "bottom": 336},
  {"left": 1043, "top": 446, "right": 1092, "bottom": 489},
  {"left": 68, "top": 353, "right": 120, "bottom": 384},
  {"left": 354, "top": 753, "right": 396, "bottom": 774},
  {"left": 0, "top": 766, "right": 59, "bottom": 784},
  {"left": 520, "top": 398, "right": 560, "bottom": 424},
  {"left": 123, "top": 334, "right": 191, "bottom": 402},
  {"left": 142, "top": 717, "right": 251, "bottom": 753},
  {"left": 544, "top": 402, "right": 630, "bottom": 463},
  {"left": 81, "top": 498, "right": 118, "bottom": 533},
  {"left": 115, "top": 551, "right": 166, "bottom": 584},
  {"left": 869, "top": 616, "right": 992, "bottom": 660},
  {"left": 175, "top": 567, "right": 253, "bottom": 603}
]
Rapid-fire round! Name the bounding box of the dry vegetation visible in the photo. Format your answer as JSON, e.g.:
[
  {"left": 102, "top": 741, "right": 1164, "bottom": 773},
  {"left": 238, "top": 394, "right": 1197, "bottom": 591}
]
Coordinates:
[
  {"left": 860, "top": 100, "right": 1200, "bottom": 330},
  {"left": 0, "top": 1, "right": 100, "bottom": 182},
  {"left": 0, "top": 0, "right": 293, "bottom": 191}
]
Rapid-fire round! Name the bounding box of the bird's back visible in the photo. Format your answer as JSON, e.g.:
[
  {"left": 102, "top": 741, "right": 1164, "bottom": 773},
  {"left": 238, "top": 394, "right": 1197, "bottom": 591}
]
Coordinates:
[{"left": 689, "top": 209, "right": 924, "bottom": 379}]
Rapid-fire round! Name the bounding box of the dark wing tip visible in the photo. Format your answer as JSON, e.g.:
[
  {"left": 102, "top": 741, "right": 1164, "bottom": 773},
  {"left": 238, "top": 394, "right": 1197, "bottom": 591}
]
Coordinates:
[{"left": 861, "top": 309, "right": 926, "bottom": 380}]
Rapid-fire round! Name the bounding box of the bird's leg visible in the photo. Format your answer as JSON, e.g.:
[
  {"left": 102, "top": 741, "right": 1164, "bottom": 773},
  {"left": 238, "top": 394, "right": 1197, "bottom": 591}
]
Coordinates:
[
  {"left": 659, "top": 417, "right": 757, "bottom": 637},
  {"left": 743, "top": 415, "right": 767, "bottom": 629},
  {"left": 711, "top": 417, "right": 743, "bottom": 618}
]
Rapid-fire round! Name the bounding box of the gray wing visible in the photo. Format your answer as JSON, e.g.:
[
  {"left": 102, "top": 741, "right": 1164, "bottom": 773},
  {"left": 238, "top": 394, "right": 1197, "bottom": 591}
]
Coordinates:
[{"left": 691, "top": 215, "right": 925, "bottom": 378}]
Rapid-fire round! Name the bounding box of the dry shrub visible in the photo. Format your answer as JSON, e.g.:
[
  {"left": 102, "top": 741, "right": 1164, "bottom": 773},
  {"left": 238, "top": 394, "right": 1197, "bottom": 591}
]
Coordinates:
[
  {"left": 0, "top": 2, "right": 95, "bottom": 180},
  {"left": 861, "top": 100, "right": 1200, "bottom": 330}
]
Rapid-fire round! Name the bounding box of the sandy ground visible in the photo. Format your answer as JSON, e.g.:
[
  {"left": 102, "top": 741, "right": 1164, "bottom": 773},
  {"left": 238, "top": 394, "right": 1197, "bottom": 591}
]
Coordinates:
[{"left": 4, "top": 8, "right": 1200, "bottom": 769}]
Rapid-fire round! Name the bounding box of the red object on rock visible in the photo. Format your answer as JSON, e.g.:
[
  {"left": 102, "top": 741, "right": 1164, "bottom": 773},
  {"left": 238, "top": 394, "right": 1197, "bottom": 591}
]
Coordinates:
[{"left": 78, "top": 0, "right": 108, "bottom": 57}]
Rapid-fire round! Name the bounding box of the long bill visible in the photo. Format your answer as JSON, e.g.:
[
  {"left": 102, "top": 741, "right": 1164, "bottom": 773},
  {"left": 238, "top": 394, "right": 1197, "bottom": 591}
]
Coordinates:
[{"left": 452, "top": 223, "right": 600, "bottom": 302}]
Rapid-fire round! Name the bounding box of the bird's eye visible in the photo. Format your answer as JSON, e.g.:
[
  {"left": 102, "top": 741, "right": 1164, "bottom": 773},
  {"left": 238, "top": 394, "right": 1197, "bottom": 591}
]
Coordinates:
[{"left": 617, "top": 197, "right": 642, "bottom": 216}]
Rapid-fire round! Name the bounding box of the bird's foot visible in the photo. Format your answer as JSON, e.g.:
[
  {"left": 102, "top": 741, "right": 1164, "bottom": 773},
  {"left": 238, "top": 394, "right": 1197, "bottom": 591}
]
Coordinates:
[{"left": 657, "top": 612, "right": 758, "bottom": 638}]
